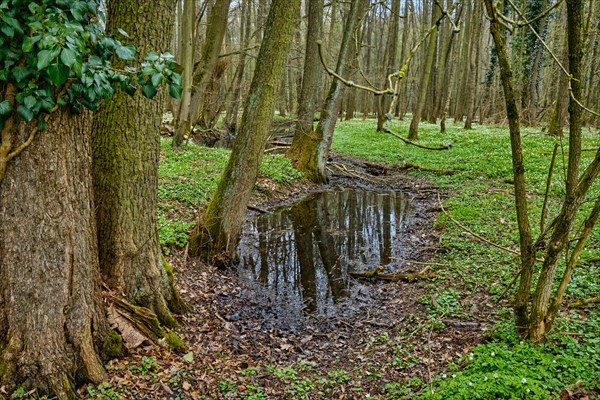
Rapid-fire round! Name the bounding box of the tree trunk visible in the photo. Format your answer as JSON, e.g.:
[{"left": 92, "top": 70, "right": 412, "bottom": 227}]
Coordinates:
[
  {"left": 173, "top": 0, "right": 195, "bottom": 149},
  {"left": 408, "top": 0, "right": 441, "bottom": 139},
  {"left": 483, "top": 0, "right": 536, "bottom": 338},
  {"left": 189, "top": 0, "right": 233, "bottom": 128},
  {"left": 464, "top": 0, "right": 483, "bottom": 129},
  {"left": 225, "top": 0, "right": 252, "bottom": 132},
  {"left": 0, "top": 112, "right": 109, "bottom": 399},
  {"left": 376, "top": 0, "right": 401, "bottom": 131},
  {"left": 288, "top": 0, "right": 324, "bottom": 154},
  {"left": 93, "top": 0, "right": 187, "bottom": 327},
  {"left": 286, "top": 0, "right": 362, "bottom": 183},
  {"left": 189, "top": 0, "right": 300, "bottom": 261}
]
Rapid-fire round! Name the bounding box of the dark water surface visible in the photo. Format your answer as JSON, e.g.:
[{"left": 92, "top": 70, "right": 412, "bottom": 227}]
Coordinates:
[{"left": 237, "top": 188, "right": 414, "bottom": 318}]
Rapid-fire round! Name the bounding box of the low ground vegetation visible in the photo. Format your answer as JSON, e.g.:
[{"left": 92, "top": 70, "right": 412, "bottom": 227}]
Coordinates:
[{"left": 66, "top": 118, "right": 600, "bottom": 399}]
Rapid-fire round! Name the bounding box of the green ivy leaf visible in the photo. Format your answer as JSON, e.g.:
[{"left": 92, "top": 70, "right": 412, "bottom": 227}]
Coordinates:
[
  {"left": 60, "top": 48, "right": 77, "bottom": 67},
  {"left": 22, "top": 35, "right": 42, "bottom": 52},
  {"left": 17, "top": 105, "right": 33, "bottom": 122},
  {"left": 115, "top": 44, "right": 136, "bottom": 61},
  {"left": 141, "top": 82, "right": 157, "bottom": 99},
  {"left": 37, "top": 118, "right": 46, "bottom": 132},
  {"left": 151, "top": 72, "right": 163, "bottom": 87},
  {"left": 37, "top": 49, "right": 55, "bottom": 70},
  {"left": 23, "top": 95, "right": 36, "bottom": 109},
  {"left": 121, "top": 83, "right": 136, "bottom": 96},
  {"left": 145, "top": 52, "right": 159, "bottom": 62},
  {"left": 168, "top": 83, "right": 182, "bottom": 100},
  {"left": 169, "top": 61, "right": 184, "bottom": 75},
  {"left": 0, "top": 25, "right": 14, "bottom": 38},
  {"left": 12, "top": 67, "right": 32, "bottom": 84},
  {"left": 0, "top": 100, "right": 11, "bottom": 116},
  {"left": 117, "top": 28, "right": 129, "bottom": 38},
  {"left": 47, "top": 62, "right": 71, "bottom": 86}
]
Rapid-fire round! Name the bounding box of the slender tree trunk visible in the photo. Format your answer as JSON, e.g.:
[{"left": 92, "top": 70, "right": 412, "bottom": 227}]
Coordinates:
[
  {"left": 189, "top": 0, "right": 300, "bottom": 261},
  {"left": 0, "top": 111, "right": 109, "bottom": 399},
  {"left": 464, "top": 0, "right": 483, "bottom": 129},
  {"left": 93, "top": 0, "right": 187, "bottom": 327},
  {"left": 173, "top": 0, "right": 195, "bottom": 149},
  {"left": 225, "top": 0, "right": 252, "bottom": 131},
  {"left": 189, "top": 0, "right": 233, "bottom": 128},
  {"left": 376, "top": 0, "right": 401, "bottom": 131},
  {"left": 287, "top": 0, "right": 362, "bottom": 183},
  {"left": 288, "top": 0, "right": 324, "bottom": 156},
  {"left": 483, "top": 0, "right": 536, "bottom": 337},
  {"left": 408, "top": 0, "right": 440, "bottom": 139}
]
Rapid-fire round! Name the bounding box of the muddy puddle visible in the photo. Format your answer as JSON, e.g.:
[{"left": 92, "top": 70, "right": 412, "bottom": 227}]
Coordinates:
[{"left": 236, "top": 188, "right": 418, "bottom": 321}]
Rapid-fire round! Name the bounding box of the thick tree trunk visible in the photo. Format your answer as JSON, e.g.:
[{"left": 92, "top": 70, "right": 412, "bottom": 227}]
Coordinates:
[
  {"left": 0, "top": 112, "right": 109, "bottom": 399},
  {"left": 93, "top": 0, "right": 186, "bottom": 327},
  {"left": 189, "top": 0, "right": 300, "bottom": 261},
  {"left": 376, "top": 0, "right": 401, "bottom": 132}
]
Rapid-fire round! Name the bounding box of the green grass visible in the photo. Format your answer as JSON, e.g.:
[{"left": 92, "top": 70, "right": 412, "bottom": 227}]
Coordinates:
[
  {"left": 158, "top": 139, "right": 302, "bottom": 250},
  {"left": 332, "top": 117, "right": 600, "bottom": 399}
]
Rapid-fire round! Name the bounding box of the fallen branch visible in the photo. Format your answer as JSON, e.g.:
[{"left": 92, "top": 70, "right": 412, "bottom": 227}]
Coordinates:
[
  {"left": 569, "top": 295, "right": 600, "bottom": 308},
  {"left": 383, "top": 127, "right": 452, "bottom": 151},
  {"left": 350, "top": 266, "right": 439, "bottom": 282},
  {"left": 397, "top": 162, "right": 462, "bottom": 175}
]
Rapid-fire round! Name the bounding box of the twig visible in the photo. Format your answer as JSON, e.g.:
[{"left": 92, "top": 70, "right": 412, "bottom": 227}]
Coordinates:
[
  {"left": 540, "top": 143, "right": 558, "bottom": 233},
  {"left": 437, "top": 194, "right": 521, "bottom": 256},
  {"left": 383, "top": 127, "right": 452, "bottom": 151}
]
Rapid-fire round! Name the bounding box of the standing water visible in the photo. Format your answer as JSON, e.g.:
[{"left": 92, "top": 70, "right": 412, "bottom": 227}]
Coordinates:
[{"left": 237, "top": 188, "right": 414, "bottom": 318}]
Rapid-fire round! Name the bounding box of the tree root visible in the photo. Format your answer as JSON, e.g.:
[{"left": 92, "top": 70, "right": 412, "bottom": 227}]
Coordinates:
[{"left": 350, "top": 266, "right": 439, "bottom": 282}]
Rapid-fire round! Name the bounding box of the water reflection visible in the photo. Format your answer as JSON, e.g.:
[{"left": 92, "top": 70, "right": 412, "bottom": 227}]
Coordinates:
[{"left": 237, "top": 189, "right": 413, "bottom": 316}]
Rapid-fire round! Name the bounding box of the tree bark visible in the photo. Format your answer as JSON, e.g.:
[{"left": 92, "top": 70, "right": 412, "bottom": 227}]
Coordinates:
[
  {"left": 93, "top": 0, "right": 187, "bottom": 327},
  {"left": 408, "top": 0, "right": 441, "bottom": 139},
  {"left": 189, "top": 0, "right": 300, "bottom": 261},
  {"left": 483, "top": 0, "right": 536, "bottom": 337},
  {"left": 189, "top": 0, "right": 233, "bottom": 129},
  {"left": 0, "top": 111, "right": 109, "bottom": 399},
  {"left": 172, "top": 0, "right": 195, "bottom": 149},
  {"left": 286, "top": 0, "right": 362, "bottom": 183}
]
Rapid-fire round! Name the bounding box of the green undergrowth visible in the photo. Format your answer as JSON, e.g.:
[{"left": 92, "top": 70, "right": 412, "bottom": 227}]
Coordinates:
[
  {"left": 332, "top": 118, "right": 600, "bottom": 398},
  {"left": 158, "top": 139, "right": 302, "bottom": 250}
]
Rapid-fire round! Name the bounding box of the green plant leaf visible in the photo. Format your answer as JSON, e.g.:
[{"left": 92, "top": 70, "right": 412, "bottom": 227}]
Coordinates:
[
  {"left": 151, "top": 72, "right": 163, "bottom": 87},
  {"left": 37, "top": 118, "right": 46, "bottom": 132},
  {"left": 37, "top": 49, "right": 55, "bottom": 70},
  {"left": 17, "top": 105, "right": 33, "bottom": 122},
  {"left": 0, "top": 100, "right": 11, "bottom": 116},
  {"left": 141, "top": 82, "right": 157, "bottom": 99},
  {"left": 12, "top": 67, "right": 31, "bottom": 83},
  {"left": 183, "top": 351, "right": 194, "bottom": 363},
  {"left": 117, "top": 28, "right": 129, "bottom": 37},
  {"left": 168, "top": 83, "right": 182, "bottom": 100},
  {"left": 47, "top": 63, "right": 71, "bottom": 86},
  {"left": 60, "top": 48, "right": 77, "bottom": 67},
  {"left": 115, "top": 44, "right": 136, "bottom": 61},
  {"left": 22, "top": 35, "right": 42, "bottom": 52}
]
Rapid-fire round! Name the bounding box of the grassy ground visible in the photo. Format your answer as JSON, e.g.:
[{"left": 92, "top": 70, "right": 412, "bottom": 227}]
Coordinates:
[
  {"left": 332, "top": 118, "right": 600, "bottom": 399},
  {"left": 76, "top": 119, "right": 599, "bottom": 400}
]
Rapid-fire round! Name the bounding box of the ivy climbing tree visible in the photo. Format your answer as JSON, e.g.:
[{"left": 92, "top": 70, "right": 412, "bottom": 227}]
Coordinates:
[{"left": 0, "top": 1, "right": 182, "bottom": 398}]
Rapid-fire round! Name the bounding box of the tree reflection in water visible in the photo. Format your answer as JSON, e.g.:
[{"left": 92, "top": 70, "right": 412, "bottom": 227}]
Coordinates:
[{"left": 237, "top": 188, "right": 412, "bottom": 317}]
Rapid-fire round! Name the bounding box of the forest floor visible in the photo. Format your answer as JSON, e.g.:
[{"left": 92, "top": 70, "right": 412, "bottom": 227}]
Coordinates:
[{"left": 80, "top": 119, "right": 599, "bottom": 400}]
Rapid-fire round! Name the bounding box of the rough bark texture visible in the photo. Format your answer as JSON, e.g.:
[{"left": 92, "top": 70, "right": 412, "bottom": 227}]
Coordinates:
[
  {"left": 93, "top": 0, "right": 187, "bottom": 327},
  {"left": 0, "top": 111, "right": 109, "bottom": 399},
  {"left": 376, "top": 0, "right": 401, "bottom": 132},
  {"left": 287, "top": 0, "right": 362, "bottom": 183},
  {"left": 189, "top": 0, "right": 300, "bottom": 260}
]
